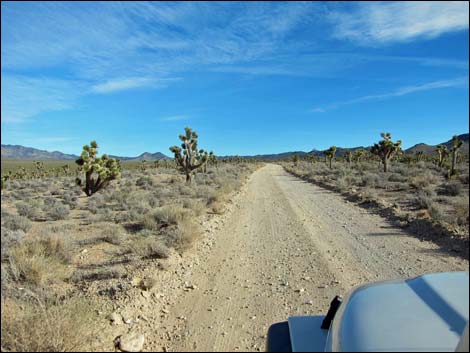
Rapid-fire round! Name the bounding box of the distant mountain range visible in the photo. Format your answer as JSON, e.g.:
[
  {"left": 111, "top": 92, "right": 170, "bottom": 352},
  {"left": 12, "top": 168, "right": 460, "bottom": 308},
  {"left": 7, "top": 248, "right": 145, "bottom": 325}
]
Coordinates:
[
  {"left": 2, "top": 133, "right": 468, "bottom": 161},
  {"left": 1, "top": 145, "right": 78, "bottom": 160},
  {"left": 1, "top": 145, "right": 170, "bottom": 161},
  {"left": 406, "top": 133, "right": 469, "bottom": 155}
]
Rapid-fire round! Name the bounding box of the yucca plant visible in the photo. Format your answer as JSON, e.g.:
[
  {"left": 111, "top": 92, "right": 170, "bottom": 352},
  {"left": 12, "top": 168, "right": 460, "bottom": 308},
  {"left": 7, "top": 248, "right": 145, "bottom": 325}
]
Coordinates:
[
  {"left": 75, "top": 141, "right": 121, "bottom": 196},
  {"left": 371, "top": 133, "right": 402, "bottom": 173},
  {"left": 324, "top": 146, "right": 337, "bottom": 169},
  {"left": 449, "top": 135, "right": 464, "bottom": 177},
  {"left": 169, "top": 127, "right": 208, "bottom": 183},
  {"left": 436, "top": 145, "right": 449, "bottom": 168}
]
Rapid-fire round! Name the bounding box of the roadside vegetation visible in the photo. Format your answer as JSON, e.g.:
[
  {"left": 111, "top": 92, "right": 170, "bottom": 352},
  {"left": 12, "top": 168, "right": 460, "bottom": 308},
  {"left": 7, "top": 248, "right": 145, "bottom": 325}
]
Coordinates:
[
  {"left": 1, "top": 128, "right": 260, "bottom": 351},
  {"left": 283, "top": 133, "right": 469, "bottom": 243}
]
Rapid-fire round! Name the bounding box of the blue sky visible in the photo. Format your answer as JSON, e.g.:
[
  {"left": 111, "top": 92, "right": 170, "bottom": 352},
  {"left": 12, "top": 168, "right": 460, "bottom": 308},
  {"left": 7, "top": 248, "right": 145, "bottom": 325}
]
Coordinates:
[{"left": 1, "top": 1, "right": 469, "bottom": 156}]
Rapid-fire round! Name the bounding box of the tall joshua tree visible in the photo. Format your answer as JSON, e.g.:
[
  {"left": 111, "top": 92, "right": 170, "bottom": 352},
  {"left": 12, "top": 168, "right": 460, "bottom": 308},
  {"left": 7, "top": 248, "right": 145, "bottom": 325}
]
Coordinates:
[
  {"left": 293, "top": 154, "right": 299, "bottom": 166},
  {"left": 415, "top": 151, "right": 425, "bottom": 162},
  {"left": 450, "top": 135, "right": 464, "bottom": 177},
  {"left": 371, "top": 133, "right": 402, "bottom": 173},
  {"left": 75, "top": 141, "right": 121, "bottom": 196},
  {"left": 436, "top": 145, "right": 449, "bottom": 167},
  {"left": 208, "top": 151, "right": 218, "bottom": 169},
  {"left": 169, "top": 127, "right": 208, "bottom": 183},
  {"left": 345, "top": 151, "right": 353, "bottom": 165},
  {"left": 324, "top": 146, "right": 337, "bottom": 169},
  {"left": 354, "top": 149, "right": 365, "bottom": 163}
]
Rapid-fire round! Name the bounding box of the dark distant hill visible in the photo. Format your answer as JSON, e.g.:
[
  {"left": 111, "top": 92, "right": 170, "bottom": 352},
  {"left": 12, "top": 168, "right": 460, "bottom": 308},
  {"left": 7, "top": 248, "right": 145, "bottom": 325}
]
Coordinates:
[
  {"left": 1, "top": 144, "right": 78, "bottom": 160},
  {"left": 110, "top": 152, "right": 170, "bottom": 161},
  {"left": 2, "top": 133, "right": 467, "bottom": 161},
  {"left": 1, "top": 144, "right": 170, "bottom": 161},
  {"left": 406, "top": 133, "right": 469, "bottom": 154}
]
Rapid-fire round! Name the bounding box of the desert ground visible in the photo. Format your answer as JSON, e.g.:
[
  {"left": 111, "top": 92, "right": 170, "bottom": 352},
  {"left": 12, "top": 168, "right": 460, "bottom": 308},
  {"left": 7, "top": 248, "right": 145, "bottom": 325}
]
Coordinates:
[{"left": 1, "top": 162, "right": 468, "bottom": 352}]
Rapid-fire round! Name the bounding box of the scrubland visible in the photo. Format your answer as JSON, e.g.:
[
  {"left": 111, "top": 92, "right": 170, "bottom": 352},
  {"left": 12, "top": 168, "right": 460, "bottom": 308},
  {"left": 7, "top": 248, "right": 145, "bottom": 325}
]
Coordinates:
[
  {"left": 284, "top": 158, "right": 469, "bottom": 243},
  {"left": 1, "top": 162, "right": 259, "bottom": 351}
]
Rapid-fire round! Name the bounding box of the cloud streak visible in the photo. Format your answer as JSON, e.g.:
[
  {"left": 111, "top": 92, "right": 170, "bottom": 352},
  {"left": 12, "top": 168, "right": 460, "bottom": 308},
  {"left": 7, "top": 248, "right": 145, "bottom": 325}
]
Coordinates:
[
  {"left": 1, "top": 74, "right": 84, "bottom": 123},
  {"left": 329, "top": 1, "right": 469, "bottom": 45},
  {"left": 91, "top": 77, "right": 182, "bottom": 94},
  {"left": 160, "top": 115, "right": 190, "bottom": 122},
  {"left": 311, "top": 76, "right": 469, "bottom": 113},
  {"left": 1, "top": 2, "right": 468, "bottom": 123}
]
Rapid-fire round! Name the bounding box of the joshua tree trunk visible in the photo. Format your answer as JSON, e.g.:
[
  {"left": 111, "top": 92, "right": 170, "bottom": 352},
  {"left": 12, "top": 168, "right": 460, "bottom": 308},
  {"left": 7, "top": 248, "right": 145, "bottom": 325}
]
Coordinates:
[{"left": 383, "top": 158, "right": 389, "bottom": 173}]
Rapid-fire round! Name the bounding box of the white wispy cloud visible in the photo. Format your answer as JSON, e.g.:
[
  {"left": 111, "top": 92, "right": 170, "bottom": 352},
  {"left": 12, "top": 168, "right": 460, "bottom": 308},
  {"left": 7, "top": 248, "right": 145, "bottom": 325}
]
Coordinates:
[
  {"left": 91, "top": 77, "right": 182, "bottom": 94},
  {"left": 160, "top": 115, "right": 190, "bottom": 122},
  {"left": 2, "top": 2, "right": 469, "bottom": 123},
  {"left": 1, "top": 2, "right": 319, "bottom": 121},
  {"left": 329, "top": 1, "right": 469, "bottom": 45},
  {"left": 1, "top": 74, "right": 84, "bottom": 122},
  {"left": 311, "top": 76, "right": 469, "bottom": 113}
]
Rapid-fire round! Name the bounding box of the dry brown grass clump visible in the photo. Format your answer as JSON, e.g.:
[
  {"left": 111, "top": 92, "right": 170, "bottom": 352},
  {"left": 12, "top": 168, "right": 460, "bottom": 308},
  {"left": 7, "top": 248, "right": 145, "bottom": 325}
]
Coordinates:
[
  {"left": 1, "top": 295, "right": 94, "bottom": 352},
  {"left": 7, "top": 236, "right": 71, "bottom": 286}
]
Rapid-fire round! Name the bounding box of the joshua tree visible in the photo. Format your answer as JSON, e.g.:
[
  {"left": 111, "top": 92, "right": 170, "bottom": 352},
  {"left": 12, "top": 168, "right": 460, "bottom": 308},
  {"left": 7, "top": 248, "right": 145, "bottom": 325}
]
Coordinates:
[
  {"left": 449, "top": 135, "right": 464, "bottom": 177},
  {"left": 415, "top": 151, "right": 424, "bottom": 162},
  {"left": 436, "top": 145, "right": 449, "bottom": 167},
  {"left": 153, "top": 160, "right": 160, "bottom": 170},
  {"left": 208, "top": 151, "right": 218, "bottom": 169},
  {"left": 169, "top": 127, "right": 208, "bottom": 183},
  {"left": 324, "top": 146, "right": 337, "bottom": 169},
  {"left": 62, "top": 164, "right": 70, "bottom": 176},
  {"left": 371, "top": 133, "right": 402, "bottom": 173},
  {"left": 402, "top": 154, "right": 413, "bottom": 165},
  {"left": 140, "top": 159, "right": 147, "bottom": 173},
  {"left": 293, "top": 154, "right": 299, "bottom": 166},
  {"left": 354, "top": 149, "right": 366, "bottom": 163},
  {"left": 34, "top": 161, "right": 45, "bottom": 178},
  {"left": 345, "top": 151, "right": 353, "bottom": 165},
  {"left": 75, "top": 141, "right": 121, "bottom": 196}
]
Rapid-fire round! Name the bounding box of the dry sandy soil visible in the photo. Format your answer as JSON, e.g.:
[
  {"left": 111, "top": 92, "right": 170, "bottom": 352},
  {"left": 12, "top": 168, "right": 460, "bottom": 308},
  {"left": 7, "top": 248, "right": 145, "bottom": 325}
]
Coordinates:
[{"left": 96, "top": 164, "right": 467, "bottom": 352}]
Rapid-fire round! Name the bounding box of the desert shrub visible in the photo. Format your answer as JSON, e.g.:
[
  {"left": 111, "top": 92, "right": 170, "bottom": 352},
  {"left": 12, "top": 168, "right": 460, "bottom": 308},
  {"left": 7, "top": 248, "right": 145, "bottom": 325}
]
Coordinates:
[
  {"left": 387, "top": 172, "right": 407, "bottom": 183},
  {"left": 178, "top": 184, "right": 195, "bottom": 196},
  {"left": 129, "top": 237, "right": 170, "bottom": 259},
  {"left": 153, "top": 205, "right": 190, "bottom": 225},
  {"left": 147, "top": 194, "right": 160, "bottom": 208},
  {"left": 43, "top": 196, "right": 57, "bottom": 207},
  {"left": 1, "top": 228, "right": 26, "bottom": 259},
  {"left": 428, "top": 203, "right": 446, "bottom": 223},
  {"left": 98, "top": 224, "right": 127, "bottom": 245},
  {"left": 62, "top": 193, "right": 79, "bottom": 209},
  {"left": 135, "top": 175, "right": 154, "bottom": 189},
  {"left": 3, "top": 214, "right": 32, "bottom": 232},
  {"left": 410, "top": 172, "right": 440, "bottom": 190},
  {"left": 359, "top": 187, "right": 378, "bottom": 202},
  {"left": 1, "top": 296, "right": 94, "bottom": 352},
  {"left": 7, "top": 236, "right": 71, "bottom": 286},
  {"left": 452, "top": 197, "right": 469, "bottom": 226},
  {"left": 87, "top": 194, "right": 105, "bottom": 214},
  {"left": 16, "top": 201, "right": 41, "bottom": 220},
  {"left": 458, "top": 174, "right": 469, "bottom": 185},
  {"left": 165, "top": 218, "right": 200, "bottom": 251},
  {"left": 183, "top": 199, "right": 206, "bottom": 216},
  {"left": 46, "top": 202, "right": 70, "bottom": 221},
  {"left": 413, "top": 191, "right": 435, "bottom": 210},
  {"left": 337, "top": 175, "right": 356, "bottom": 191},
  {"left": 361, "top": 172, "right": 381, "bottom": 187},
  {"left": 439, "top": 182, "right": 463, "bottom": 196},
  {"left": 70, "top": 268, "right": 123, "bottom": 282}
]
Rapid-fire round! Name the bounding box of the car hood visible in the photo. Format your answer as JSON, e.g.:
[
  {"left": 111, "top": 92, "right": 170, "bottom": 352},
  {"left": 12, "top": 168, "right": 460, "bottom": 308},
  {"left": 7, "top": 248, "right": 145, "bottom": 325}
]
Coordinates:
[{"left": 327, "top": 271, "right": 469, "bottom": 352}]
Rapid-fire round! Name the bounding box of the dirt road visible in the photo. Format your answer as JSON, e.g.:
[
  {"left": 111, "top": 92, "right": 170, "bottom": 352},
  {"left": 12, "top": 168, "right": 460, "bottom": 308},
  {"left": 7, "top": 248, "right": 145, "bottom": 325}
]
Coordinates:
[{"left": 150, "top": 164, "right": 467, "bottom": 351}]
